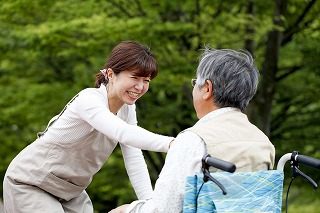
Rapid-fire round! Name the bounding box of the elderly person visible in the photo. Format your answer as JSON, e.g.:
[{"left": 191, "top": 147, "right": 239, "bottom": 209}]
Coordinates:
[{"left": 110, "top": 47, "right": 275, "bottom": 213}]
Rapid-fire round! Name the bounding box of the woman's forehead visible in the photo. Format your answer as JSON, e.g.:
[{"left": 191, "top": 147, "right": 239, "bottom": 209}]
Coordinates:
[{"left": 120, "top": 70, "right": 151, "bottom": 77}]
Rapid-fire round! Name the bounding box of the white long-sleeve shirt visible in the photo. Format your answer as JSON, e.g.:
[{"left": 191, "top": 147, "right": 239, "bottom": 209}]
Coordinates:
[{"left": 5, "top": 84, "right": 173, "bottom": 201}]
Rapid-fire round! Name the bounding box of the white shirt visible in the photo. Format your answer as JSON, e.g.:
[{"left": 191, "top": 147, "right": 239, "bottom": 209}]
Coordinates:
[
  {"left": 127, "top": 108, "right": 236, "bottom": 212},
  {"left": 6, "top": 84, "right": 173, "bottom": 201}
]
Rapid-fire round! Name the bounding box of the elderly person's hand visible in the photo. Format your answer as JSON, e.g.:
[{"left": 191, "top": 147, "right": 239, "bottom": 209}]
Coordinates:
[{"left": 108, "top": 204, "right": 130, "bottom": 213}]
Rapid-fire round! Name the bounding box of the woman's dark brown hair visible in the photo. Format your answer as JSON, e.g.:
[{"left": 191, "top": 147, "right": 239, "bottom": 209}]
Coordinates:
[{"left": 95, "top": 41, "right": 158, "bottom": 88}]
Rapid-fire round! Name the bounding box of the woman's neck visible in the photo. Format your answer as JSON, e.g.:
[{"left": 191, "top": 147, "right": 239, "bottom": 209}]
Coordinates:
[
  {"left": 108, "top": 98, "right": 123, "bottom": 115},
  {"left": 106, "top": 85, "right": 123, "bottom": 114}
]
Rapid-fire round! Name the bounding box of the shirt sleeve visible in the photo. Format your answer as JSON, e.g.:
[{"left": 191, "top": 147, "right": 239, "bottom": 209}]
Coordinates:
[
  {"left": 120, "top": 105, "right": 153, "bottom": 199},
  {"left": 75, "top": 91, "right": 173, "bottom": 152},
  {"left": 126, "top": 131, "right": 206, "bottom": 213},
  {"left": 121, "top": 143, "right": 153, "bottom": 200}
]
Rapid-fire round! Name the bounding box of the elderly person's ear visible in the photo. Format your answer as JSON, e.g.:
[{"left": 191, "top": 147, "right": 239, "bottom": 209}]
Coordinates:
[{"left": 203, "top": 80, "right": 213, "bottom": 100}]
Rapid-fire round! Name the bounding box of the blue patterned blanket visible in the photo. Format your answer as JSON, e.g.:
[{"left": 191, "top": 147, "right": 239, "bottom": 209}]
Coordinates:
[{"left": 183, "top": 170, "right": 284, "bottom": 213}]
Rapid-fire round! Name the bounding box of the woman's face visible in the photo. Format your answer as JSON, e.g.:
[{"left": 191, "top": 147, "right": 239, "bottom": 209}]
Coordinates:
[{"left": 108, "top": 69, "right": 150, "bottom": 105}]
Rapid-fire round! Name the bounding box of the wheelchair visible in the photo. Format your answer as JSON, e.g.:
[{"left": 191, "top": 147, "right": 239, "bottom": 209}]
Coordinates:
[{"left": 183, "top": 151, "right": 320, "bottom": 213}]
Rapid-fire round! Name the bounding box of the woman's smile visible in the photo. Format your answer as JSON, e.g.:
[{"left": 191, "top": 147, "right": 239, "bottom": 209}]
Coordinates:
[
  {"left": 127, "top": 91, "right": 139, "bottom": 98},
  {"left": 127, "top": 91, "right": 141, "bottom": 101}
]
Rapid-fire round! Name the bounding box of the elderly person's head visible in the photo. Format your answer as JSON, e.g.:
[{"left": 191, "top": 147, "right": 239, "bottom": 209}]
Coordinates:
[{"left": 192, "top": 47, "right": 259, "bottom": 115}]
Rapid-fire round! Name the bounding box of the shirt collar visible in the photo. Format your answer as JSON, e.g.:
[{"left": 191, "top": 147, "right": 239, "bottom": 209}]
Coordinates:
[{"left": 195, "top": 107, "right": 239, "bottom": 125}]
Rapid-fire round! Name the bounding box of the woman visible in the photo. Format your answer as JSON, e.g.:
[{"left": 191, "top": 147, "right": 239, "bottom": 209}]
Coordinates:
[{"left": 3, "top": 41, "right": 174, "bottom": 213}]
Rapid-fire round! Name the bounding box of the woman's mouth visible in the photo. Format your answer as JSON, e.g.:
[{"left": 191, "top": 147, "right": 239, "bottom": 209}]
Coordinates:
[{"left": 128, "top": 91, "right": 139, "bottom": 98}]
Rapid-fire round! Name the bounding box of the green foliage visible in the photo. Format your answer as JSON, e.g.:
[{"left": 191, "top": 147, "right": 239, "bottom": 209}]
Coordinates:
[
  {"left": 272, "top": 30, "right": 320, "bottom": 162},
  {"left": 1, "top": 0, "right": 320, "bottom": 212},
  {"left": 282, "top": 177, "right": 320, "bottom": 213}
]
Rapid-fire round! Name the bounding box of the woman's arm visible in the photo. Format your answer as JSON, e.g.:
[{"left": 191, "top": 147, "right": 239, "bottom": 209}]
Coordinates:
[
  {"left": 75, "top": 92, "right": 174, "bottom": 152},
  {"left": 120, "top": 144, "right": 153, "bottom": 200}
]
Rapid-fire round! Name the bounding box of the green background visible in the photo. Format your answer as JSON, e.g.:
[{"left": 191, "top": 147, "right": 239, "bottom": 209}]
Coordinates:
[{"left": 0, "top": 0, "right": 319, "bottom": 212}]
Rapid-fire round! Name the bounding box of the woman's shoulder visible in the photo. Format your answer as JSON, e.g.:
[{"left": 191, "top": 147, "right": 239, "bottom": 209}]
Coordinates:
[
  {"left": 72, "top": 87, "right": 107, "bottom": 108},
  {"left": 77, "top": 86, "right": 106, "bottom": 99},
  {"left": 78, "top": 87, "right": 101, "bottom": 95}
]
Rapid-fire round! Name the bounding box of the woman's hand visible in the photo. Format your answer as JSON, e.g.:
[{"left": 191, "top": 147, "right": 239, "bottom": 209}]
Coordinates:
[{"left": 108, "top": 204, "right": 130, "bottom": 213}]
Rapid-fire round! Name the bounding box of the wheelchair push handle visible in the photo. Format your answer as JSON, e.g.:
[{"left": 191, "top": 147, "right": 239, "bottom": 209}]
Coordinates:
[
  {"left": 277, "top": 151, "right": 319, "bottom": 189},
  {"left": 201, "top": 154, "right": 236, "bottom": 195},
  {"left": 203, "top": 154, "right": 236, "bottom": 173},
  {"left": 295, "top": 154, "right": 320, "bottom": 170},
  {"left": 277, "top": 151, "right": 320, "bottom": 171}
]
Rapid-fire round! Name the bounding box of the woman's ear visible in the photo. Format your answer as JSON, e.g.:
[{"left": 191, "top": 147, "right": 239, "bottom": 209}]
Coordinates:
[
  {"left": 107, "top": 68, "right": 114, "bottom": 80},
  {"left": 203, "top": 80, "right": 213, "bottom": 100}
]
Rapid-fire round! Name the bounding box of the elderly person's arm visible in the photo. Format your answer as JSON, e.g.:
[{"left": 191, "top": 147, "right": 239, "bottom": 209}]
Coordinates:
[{"left": 109, "top": 131, "right": 205, "bottom": 213}]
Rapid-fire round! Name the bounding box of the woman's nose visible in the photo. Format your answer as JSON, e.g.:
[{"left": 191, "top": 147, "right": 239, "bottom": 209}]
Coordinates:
[{"left": 134, "top": 80, "right": 144, "bottom": 90}]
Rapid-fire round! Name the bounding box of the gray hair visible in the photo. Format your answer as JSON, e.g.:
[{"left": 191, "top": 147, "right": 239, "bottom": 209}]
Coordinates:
[{"left": 196, "top": 47, "right": 259, "bottom": 111}]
